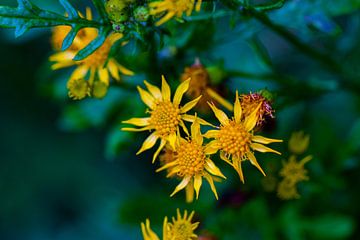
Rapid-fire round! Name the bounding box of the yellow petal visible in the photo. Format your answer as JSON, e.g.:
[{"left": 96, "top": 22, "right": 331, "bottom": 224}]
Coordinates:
[
  {"left": 232, "top": 157, "right": 245, "bottom": 183},
  {"left": 220, "top": 151, "right": 232, "bottom": 165},
  {"left": 167, "top": 132, "right": 177, "bottom": 150},
  {"left": 162, "top": 217, "right": 168, "bottom": 239},
  {"left": 181, "top": 114, "right": 214, "bottom": 127},
  {"left": 205, "top": 159, "right": 226, "bottom": 178},
  {"left": 144, "top": 80, "right": 162, "bottom": 100},
  {"left": 51, "top": 61, "right": 75, "bottom": 70},
  {"left": 204, "top": 141, "right": 220, "bottom": 155},
  {"left": 85, "top": 7, "right": 92, "bottom": 20},
  {"left": 141, "top": 219, "right": 160, "bottom": 240},
  {"left": 152, "top": 139, "right": 167, "bottom": 164},
  {"left": 252, "top": 135, "right": 283, "bottom": 144},
  {"left": 161, "top": 75, "right": 171, "bottom": 101},
  {"left": 203, "top": 130, "right": 219, "bottom": 139},
  {"left": 190, "top": 116, "right": 203, "bottom": 145},
  {"left": 185, "top": 183, "right": 194, "bottom": 203},
  {"left": 136, "top": 132, "right": 159, "bottom": 155},
  {"left": 173, "top": 78, "right": 190, "bottom": 106},
  {"left": 121, "top": 126, "right": 150, "bottom": 132},
  {"left": 251, "top": 143, "right": 281, "bottom": 155},
  {"left": 137, "top": 86, "right": 156, "bottom": 109},
  {"left": 109, "top": 33, "right": 123, "bottom": 44},
  {"left": 180, "top": 95, "right": 202, "bottom": 113},
  {"left": 155, "top": 11, "right": 175, "bottom": 26},
  {"left": 208, "top": 102, "right": 229, "bottom": 126},
  {"left": 206, "top": 88, "right": 233, "bottom": 111},
  {"left": 69, "top": 65, "right": 89, "bottom": 81},
  {"left": 203, "top": 173, "right": 218, "bottom": 200},
  {"left": 244, "top": 102, "right": 262, "bottom": 131},
  {"left": 300, "top": 155, "right": 313, "bottom": 165},
  {"left": 107, "top": 59, "right": 120, "bottom": 81},
  {"left": 98, "top": 68, "right": 110, "bottom": 85},
  {"left": 49, "top": 51, "right": 76, "bottom": 62},
  {"left": 179, "top": 120, "right": 190, "bottom": 136},
  {"left": 247, "top": 151, "right": 266, "bottom": 176},
  {"left": 234, "top": 90, "right": 242, "bottom": 123},
  {"left": 156, "top": 159, "right": 179, "bottom": 172},
  {"left": 194, "top": 174, "right": 202, "bottom": 199},
  {"left": 170, "top": 175, "right": 191, "bottom": 197},
  {"left": 116, "top": 62, "right": 134, "bottom": 76},
  {"left": 195, "top": 0, "right": 202, "bottom": 11},
  {"left": 122, "top": 117, "right": 150, "bottom": 127}
]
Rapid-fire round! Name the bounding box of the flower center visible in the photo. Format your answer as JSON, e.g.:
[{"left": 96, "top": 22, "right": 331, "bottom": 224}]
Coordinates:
[
  {"left": 150, "top": 101, "right": 181, "bottom": 137},
  {"left": 81, "top": 38, "right": 111, "bottom": 68},
  {"left": 176, "top": 140, "right": 205, "bottom": 176},
  {"left": 218, "top": 120, "right": 252, "bottom": 157},
  {"left": 67, "top": 78, "right": 90, "bottom": 100},
  {"left": 171, "top": 221, "right": 194, "bottom": 240}
]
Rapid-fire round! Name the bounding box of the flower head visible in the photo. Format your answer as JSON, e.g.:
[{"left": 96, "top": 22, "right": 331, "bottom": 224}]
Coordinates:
[
  {"left": 150, "top": 0, "right": 202, "bottom": 26},
  {"left": 141, "top": 209, "right": 199, "bottom": 240},
  {"left": 181, "top": 59, "right": 232, "bottom": 112},
  {"left": 49, "top": 8, "right": 134, "bottom": 100},
  {"left": 240, "top": 92, "right": 274, "bottom": 128},
  {"left": 157, "top": 118, "right": 225, "bottom": 200},
  {"left": 204, "top": 91, "right": 282, "bottom": 183},
  {"left": 277, "top": 178, "right": 300, "bottom": 200},
  {"left": 122, "top": 76, "right": 211, "bottom": 163},
  {"left": 288, "top": 131, "right": 310, "bottom": 155},
  {"left": 280, "top": 155, "right": 312, "bottom": 184}
]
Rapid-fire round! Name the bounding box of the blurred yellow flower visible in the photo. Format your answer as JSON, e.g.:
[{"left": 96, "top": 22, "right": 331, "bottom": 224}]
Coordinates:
[
  {"left": 150, "top": 0, "right": 202, "bottom": 26},
  {"left": 122, "top": 76, "right": 211, "bottom": 163},
  {"left": 204, "top": 91, "right": 283, "bottom": 183},
  {"left": 288, "top": 131, "right": 310, "bottom": 155},
  {"left": 49, "top": 8, "right": 134, "bottom": 100},
  {"left": 261, "top": 174, "right": 277, "bottom": 192},
  {"left": 181, "top": 59, "right": 233, "bottom": 112},
  {"left": 141, "top": 209, "right": 199, "bottom": 240},
  {"left": 277, "top": 178, "right": 300, "bottom": 200},
  {"left": 157, "top": 118, "right": 226, "bottom": 200},
  {"left": 280, "top": 155, "right": 312, "bottom": 184}
]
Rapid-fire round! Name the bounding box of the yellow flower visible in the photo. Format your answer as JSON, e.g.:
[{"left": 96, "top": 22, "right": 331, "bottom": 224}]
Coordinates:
[
  {"left": 150, "top": 0, "right": 202, "bottom": 26},
  {"left": 180, "top": 59, "right": 233, "bottom": 112},
  {"left": 280, "top": 155, "right": 312, "bottom": 184},
  {"left": 67, "top": 78, "right": 90, "bottom": 100},
  {"left": 204, "top": 91, "right": 283, "bottom": 183},
  {"left": 288, "top": 131, "right": 310, "bottom": 155},
  {"left": 277, "top": 178, "right": 300, "bottom": 200},
  {"left": 261, "top": 174, "right": 277, "bottom": 192},
  {"left": 49, "top": 8, "right": 134, "bottom": 100},
  {"left": 157, "top": 117, "right": 226, "bottom": 200},
  {"left": 122, "top": 76, "right": 211, "bottom": 162},
  {"left": 141, "top": 209, "right": 199, "bottom": 240}
]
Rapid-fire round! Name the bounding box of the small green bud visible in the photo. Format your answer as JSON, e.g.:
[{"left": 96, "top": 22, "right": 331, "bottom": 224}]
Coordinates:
[
  {"left": 92, "top": 81, "right": 108, "bottom": 99},
  {"left": 105, "top": 0, "right": 129, "bottom": 23},
  {"left": 259, "top": 89, "right": 274, "bottom": 102},
  {"left": 134, "top": 6, "right": 150, "bottom": 22}
]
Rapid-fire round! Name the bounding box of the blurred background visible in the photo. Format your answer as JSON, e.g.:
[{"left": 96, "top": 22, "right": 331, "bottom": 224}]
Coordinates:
[{"left": 0, "top": 0, "right": 360, "bottom": 239}]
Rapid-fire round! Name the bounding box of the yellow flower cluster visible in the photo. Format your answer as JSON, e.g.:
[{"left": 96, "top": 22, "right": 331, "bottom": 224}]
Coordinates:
[
  {"left": 141, "top": 209, "right": 199, "bottom": 240},
  {"left": 49, "top": 8, "right": 134, "bottom": 100},
  {"left": 122, "top": 75, "right": 283, "bottom": 201},
  {"left": 277, "top": 131, "right": 312, "bottom": 200}
]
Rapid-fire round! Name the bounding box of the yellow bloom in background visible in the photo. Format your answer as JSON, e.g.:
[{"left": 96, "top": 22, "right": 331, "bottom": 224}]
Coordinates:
[
  {"left": 277, "top": 178, "right": 300, "bottom": 200},
  {"left": 150, "top": 0, "right": 202, "bottom": 26},
  {"left": 49, "top": 8, "right": 134, "bottom": 100},
  {"left": 157, "top": 118, "right": 226, "bottom": 200},
  {"left": 122, "top": 76, "right": 211, "bottom": 163},
  {"left": 288, "top": 131, "right": 310, "bottom": 155},
  {"left": 204, "top": 91, "right": 283, "bottom": 183},
  {"left": 141, "top": 209, "right": 199, "bottom": 240},
  {"left": 180, "top": 59, "right": 233, "bottom": 112},
  {"left": 280, "top": 155, "right": 312, "bottom": 184},
  {"left": 261, "top": 174, "right": 277, "bottom": 192}
]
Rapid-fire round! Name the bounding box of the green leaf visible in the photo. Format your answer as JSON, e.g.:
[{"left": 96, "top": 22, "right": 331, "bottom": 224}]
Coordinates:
[
  {"left": 0, "top": 0, "right": 111, "bottom": 59},
  {"left": 73, "top": 26, "right": 112, "bottom": 61}
]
